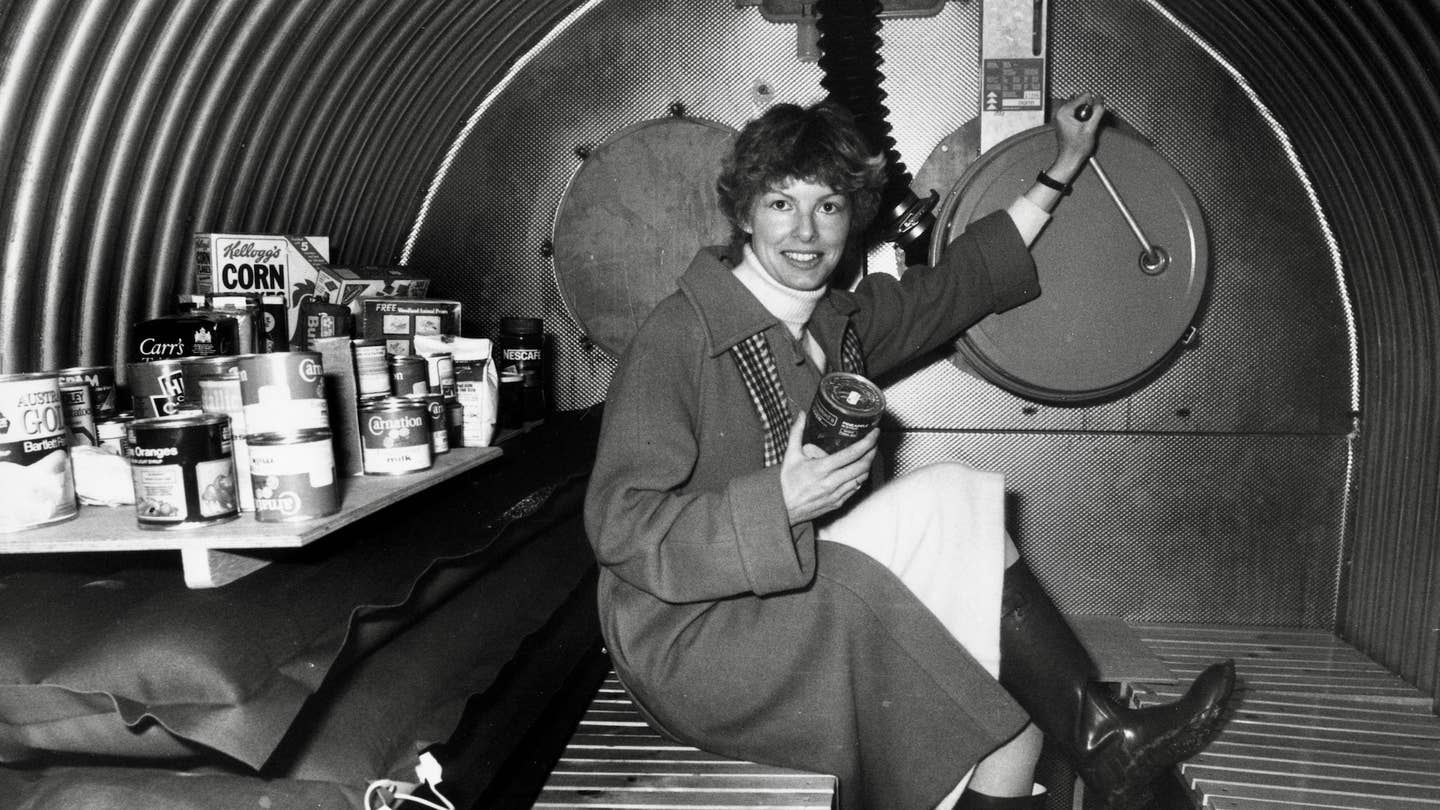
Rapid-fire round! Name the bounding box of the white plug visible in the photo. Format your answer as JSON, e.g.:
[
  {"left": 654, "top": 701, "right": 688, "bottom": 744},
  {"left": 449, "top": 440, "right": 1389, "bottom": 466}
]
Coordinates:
[{"left": 416, "top": 751, "right": 444, "bottom": 788}]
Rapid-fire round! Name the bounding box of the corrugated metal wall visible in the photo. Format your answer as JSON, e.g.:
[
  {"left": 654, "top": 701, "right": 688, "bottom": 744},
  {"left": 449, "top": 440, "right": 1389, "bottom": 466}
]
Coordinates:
[
  {"left": 1161, "top": 0, "right": 1440, "bottom": 707},
  {"left": 0, "top": 0, "right": 580, "bottom": 374},
  {"left": 1, "top": 0, "right": 1437, "bottom": 701}
]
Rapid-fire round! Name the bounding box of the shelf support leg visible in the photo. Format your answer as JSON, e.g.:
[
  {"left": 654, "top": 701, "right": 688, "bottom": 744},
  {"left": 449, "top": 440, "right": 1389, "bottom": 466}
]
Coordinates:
[{"left": 181, "top": 547, "right": 274, "bottom": 588}]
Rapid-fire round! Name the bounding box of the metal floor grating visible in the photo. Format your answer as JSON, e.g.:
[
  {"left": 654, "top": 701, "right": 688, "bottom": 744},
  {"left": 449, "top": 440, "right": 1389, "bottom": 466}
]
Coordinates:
[
  {"left": 535, "top": 673, "right": 837, "bottom": 808},
  {"left": 1128, "top": 624, "right": 1440, "bottom": 809},
  {"left": 536, "top": 626, "right": 1440, "bottom": 809}
]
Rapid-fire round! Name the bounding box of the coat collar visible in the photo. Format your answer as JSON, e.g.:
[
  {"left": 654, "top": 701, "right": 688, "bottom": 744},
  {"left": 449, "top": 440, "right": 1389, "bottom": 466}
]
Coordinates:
[{"left": 679, "top": 246, "right": 859, "bottom": 359}]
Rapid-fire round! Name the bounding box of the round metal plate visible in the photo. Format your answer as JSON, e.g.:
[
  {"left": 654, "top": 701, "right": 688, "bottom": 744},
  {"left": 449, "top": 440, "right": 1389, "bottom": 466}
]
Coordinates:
[
  {"left": 931, "top": 124, "right": 1209, "bottom": 404},
  {"left": 552, "top": 116, "right": 737, "bottom": 358}
]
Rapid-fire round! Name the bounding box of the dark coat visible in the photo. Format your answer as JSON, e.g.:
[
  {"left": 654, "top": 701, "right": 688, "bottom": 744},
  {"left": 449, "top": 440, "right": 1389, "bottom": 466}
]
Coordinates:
[{"left": 584, "top": 211, "right": 1041, "bottom": 810}]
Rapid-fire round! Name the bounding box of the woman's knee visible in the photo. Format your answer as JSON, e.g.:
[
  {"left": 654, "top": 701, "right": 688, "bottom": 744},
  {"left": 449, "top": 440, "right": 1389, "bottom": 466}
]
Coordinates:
[
  {"left": 902, "top": 461, "right": 1003, "bottom": 497},
  {"left": 879, "top": 462, "right": 1007, "bottom": 539}
]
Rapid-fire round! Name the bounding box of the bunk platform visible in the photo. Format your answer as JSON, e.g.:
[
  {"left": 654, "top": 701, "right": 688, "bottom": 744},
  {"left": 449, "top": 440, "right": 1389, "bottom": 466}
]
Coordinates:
[
  {"left": 536, "top": 623, "right": 1440, "bottom": 810},
  {"left": 534, "top": 672, "right": 837, "bottom": 809},
  {"left": 1131, "top": 623, "right": 1440, "bottom": 810}
]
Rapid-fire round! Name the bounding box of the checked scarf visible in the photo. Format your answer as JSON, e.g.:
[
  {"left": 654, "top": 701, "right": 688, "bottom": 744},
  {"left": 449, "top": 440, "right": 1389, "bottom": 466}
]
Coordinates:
[{"left": 731, "top": 323, "right": 866, "bottom": 467}]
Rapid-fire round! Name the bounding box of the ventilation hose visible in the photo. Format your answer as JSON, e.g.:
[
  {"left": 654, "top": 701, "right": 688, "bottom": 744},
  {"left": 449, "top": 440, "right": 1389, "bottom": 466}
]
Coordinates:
[{"left": 814, "top": 0, "right": 938, "bottom": 263}]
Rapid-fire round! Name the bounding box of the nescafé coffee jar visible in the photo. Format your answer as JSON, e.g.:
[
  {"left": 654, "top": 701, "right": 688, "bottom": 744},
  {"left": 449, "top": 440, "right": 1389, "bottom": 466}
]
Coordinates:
[{"left": 498, "top": 316, "right": 546, "bottom": 427}]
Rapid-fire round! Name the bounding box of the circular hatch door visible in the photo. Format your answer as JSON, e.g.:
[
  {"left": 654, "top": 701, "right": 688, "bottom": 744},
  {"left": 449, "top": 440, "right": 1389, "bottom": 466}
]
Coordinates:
[
  {"left": 932, "top": 124, "right": 1209, "bottom": 405},
  {"left": 552, "top": 116, "right": 737, "bottom": 358}
]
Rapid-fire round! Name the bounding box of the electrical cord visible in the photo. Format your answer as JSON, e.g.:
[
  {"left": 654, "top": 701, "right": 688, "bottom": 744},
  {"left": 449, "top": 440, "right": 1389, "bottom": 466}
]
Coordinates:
[
  {"left": 363, "top": 780, "right": 454, "bottom": 810},
  {"left": 364, "top": 752, "right": 455, "bottom": 810}
]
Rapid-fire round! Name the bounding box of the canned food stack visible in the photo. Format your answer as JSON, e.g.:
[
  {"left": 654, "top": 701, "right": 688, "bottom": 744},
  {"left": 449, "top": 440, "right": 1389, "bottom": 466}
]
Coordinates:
[
  {"left": 0, "top": 242, "right": 521, "bottom": 535},
  {"left": 115, "top": 349, "right": 344, "bottom": 529},
  {"left": 350, "top": 340, "right": 436, "bottom": 476},
  {"left": 182, "top": 355, "right": 251, "bottom": 512},
  {"left": 346, "top": 335, "right": 470, "bottom": 475},
  {"left": 234, "top": 352, "right": 341, "bottom": 522},
  {"left": 56, "top": 365, "right": 131, "bottom": 459}
]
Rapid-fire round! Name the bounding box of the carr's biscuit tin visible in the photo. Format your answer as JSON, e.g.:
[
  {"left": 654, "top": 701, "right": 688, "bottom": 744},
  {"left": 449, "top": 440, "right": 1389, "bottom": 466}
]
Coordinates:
[{"left": 132, "top": 313, "right": 241, "bottom": 362}]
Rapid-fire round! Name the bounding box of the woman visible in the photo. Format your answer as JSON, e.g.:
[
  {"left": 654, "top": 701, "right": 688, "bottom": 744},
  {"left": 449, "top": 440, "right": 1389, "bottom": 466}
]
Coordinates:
[{"left": 584, "top": 96, "right": 1234, "bottom": 810}]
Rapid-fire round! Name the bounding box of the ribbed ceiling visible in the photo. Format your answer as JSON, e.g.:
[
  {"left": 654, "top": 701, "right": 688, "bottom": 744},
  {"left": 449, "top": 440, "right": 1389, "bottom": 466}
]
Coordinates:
[
  {"left": 1161, "top": 0, "right": 1440, "bottom": 698},
  {"left": 0, "top": 0, "right": 580, "bottom": 373}
]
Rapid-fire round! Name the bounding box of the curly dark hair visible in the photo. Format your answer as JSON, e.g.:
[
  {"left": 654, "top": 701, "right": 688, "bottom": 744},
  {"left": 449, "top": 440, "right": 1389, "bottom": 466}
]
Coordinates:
[{"left": 716, "top": 101, "right": 887, "bottom": 255}]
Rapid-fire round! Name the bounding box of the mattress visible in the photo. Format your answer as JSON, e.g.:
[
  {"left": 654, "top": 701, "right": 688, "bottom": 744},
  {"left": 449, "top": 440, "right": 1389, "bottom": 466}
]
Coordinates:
[{"left": 0, "top": 409, "right": 605, "bottom": 809}]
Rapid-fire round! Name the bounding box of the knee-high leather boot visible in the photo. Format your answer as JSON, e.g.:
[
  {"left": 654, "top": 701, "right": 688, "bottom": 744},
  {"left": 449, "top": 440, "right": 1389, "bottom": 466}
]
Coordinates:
[
  {"left": 954, "top": 786, "right": 1047, "bottom": 809},
  {"left": 999, "top": 561, "right": 1235, "bottom": 810}
]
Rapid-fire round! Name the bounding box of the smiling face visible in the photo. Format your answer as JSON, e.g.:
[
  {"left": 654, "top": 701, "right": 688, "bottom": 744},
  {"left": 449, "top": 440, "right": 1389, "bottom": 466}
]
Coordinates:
[{"left": 741, "top": 177, "right": 852, "bottom": 292}]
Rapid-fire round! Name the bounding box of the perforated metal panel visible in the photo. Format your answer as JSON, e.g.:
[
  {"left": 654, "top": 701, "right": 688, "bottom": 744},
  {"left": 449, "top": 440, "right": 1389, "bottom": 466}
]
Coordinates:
[
  {"left": 405, "top": 0, "right": 1355, "bottom": 625},
  {"left": 885, "top": 431, "right": 1348, "bottom": 624},
  {"left": 406, "top": 0, "right": 983, "bottom": 407},
  {"left": 894, "top": 1, "right": 1352, "bottom": 435}
]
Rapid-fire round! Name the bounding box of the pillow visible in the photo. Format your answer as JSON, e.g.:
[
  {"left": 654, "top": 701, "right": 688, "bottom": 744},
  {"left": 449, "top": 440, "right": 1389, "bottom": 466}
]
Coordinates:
[
  {"left": 263, "top": 498, "right": 596, "bottom": 785},
  {"left": 0, "top": 764, "right": 357, "bottom": 810},
  {"left": 0, "top": 410, "right": 601, "bottom": 770}
]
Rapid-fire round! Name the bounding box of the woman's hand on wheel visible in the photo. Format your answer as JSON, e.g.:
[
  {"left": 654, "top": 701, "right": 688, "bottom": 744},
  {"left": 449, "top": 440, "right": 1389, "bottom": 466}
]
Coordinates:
[{"left": 1052, "top": 91, "right": 1106, "bottom": 177}]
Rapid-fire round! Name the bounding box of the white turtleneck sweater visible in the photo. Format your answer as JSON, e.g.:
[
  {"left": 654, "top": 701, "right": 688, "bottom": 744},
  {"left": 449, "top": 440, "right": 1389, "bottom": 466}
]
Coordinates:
[{"left": 732, "top": 244, "right": 829, "bottom": 370}]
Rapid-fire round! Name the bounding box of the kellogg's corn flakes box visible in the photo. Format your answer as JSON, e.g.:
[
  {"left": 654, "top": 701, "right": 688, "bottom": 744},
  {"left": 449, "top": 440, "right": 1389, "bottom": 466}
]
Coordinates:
[{"left": 194, "top": 234, "right": 331, "bottom": 348}]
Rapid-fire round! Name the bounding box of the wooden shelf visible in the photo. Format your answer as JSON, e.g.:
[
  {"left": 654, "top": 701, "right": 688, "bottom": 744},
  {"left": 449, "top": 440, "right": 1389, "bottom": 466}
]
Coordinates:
[{"left": 0, "top": 445, "right": 503, "bottom": 588}]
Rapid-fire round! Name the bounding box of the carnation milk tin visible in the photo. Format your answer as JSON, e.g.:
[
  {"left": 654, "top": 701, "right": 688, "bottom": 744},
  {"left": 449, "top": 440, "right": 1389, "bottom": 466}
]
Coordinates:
[
  {"left": 358, "top": 397, "right": 433, "bottom": 474},
  {"left": 802, "top": 372, "right": 885, "bottom": 454},
  {"left": 402, "top": 393, "right": 449, "bottom": 456},
  {"left": 247, "top": 429, "right": 340, "bottom": 522},
  {"left": 55, "top": 365, "right": 118, "bottom": 418},
  {"left": 0, "top": 372, "right": 78, "bottom": 532},
  {"left": 236, "top": 351, "right": 328, "bottom": 435},
  {"left": 125, "top": 412, "right": 239, "bottom": 529}
]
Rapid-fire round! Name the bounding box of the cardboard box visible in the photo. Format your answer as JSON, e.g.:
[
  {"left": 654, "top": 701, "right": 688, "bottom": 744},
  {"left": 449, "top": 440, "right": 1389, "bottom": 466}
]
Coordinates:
[
  {"left": 193, "top": 234, "right": 331, "bottom": 347},
  {"left": 314, "top": 336, "right": 364, "bottom": 477},
  {"left": 359, "top": 298, "right": 462, "bottom": 356},
  {"left": 316, "top": 266, "right": 430, "bottom": 315}
]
